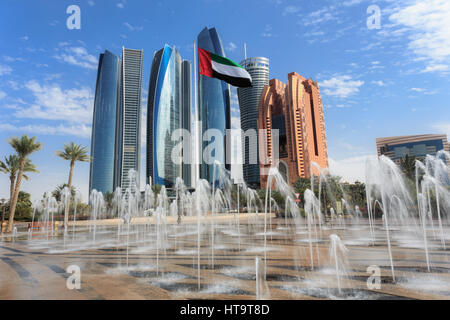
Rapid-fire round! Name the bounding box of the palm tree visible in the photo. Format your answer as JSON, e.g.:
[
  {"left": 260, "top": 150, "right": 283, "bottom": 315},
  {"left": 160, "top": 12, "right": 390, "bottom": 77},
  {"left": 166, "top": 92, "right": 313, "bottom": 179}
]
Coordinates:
[
  {"left": 55, "top": 142, "right": 90, "bottom": 232},
  {"left": 6, "top": 135, "right": 42, "bottom": 232},
  {"left": 0, "top": 155, "right": 39, "bottom": 203},
  {"left": 399, "top": 154, "right": 416, "bottom": 181},
  {"left": 52, "top": 183, "right": 76, "bottom": 202}
]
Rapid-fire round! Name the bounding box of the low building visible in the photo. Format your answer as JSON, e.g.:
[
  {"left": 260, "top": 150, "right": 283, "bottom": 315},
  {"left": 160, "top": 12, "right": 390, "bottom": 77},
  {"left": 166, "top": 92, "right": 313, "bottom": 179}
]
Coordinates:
[{"left": 376, "top": 134, "right": 449, "bottom": 164}]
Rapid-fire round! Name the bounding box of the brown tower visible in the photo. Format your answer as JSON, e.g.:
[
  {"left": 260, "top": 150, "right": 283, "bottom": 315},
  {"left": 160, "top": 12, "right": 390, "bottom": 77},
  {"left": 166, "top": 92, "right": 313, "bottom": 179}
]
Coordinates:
[{"left": 258, "top": 72, "right": 328, "bottom": 188}]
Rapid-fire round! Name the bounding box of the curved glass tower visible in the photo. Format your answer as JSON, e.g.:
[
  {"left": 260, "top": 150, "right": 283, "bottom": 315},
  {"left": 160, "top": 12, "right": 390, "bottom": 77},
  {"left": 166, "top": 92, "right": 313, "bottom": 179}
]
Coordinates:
[
  {"left": 147, "top": 45, "right": 191, "bottom": 187},
  {"left": 89, "top": 50, "right": 121, "bottom": 194},
  {"left": 237, "top": 57, "right": 269, "bottom": 187},
  {"left": 197, "top": 27, "right": 231, "bottom": 184}
]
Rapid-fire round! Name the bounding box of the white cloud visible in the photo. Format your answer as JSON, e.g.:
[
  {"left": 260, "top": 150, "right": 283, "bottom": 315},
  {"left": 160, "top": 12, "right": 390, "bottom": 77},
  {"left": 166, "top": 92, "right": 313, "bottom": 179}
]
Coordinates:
[
  {"left": 8, "top": 80, "right": 19, "bottom": 90},
  {"left": 411, "top": 87, "right": 425, "bottom": 92},
  {"left": 0, "top": 64, "right": 12, "bottom": 76},
  {"left": 342, "top": 0, "right": 364, "bottom": 6},
  {"left": 54, "top": 46, "right": 98, "bottom": 70},
  {"left": 302, "top": 6, "right": 338, "bottom": 26},
  {"left": 14, "top": 80, "right": 94, "bottom": 124},
  {"left": 421, "top": 64, "right": 448, "bottom": 73},
  {"left": 123, "top": 22, "right": 143, "bottom": 31},
  {"left": 3, "top": 55, "right": 25, "bottom": 63},
  {"left": 320, "top": 75, "right": 364, "bottom": 98},
  {"left": 283, "top": 5, "right": 299, "bottom": 15},
  {"left": 88, "top": 0, "right": 95, "bottom": 6},
  {"left": 0, "top": 123, "right": 91, "bottom": 138},
  {"left": 261, "top": 24, "right": 275, "bottom": 38},
  {"left": 328, "top": 154, "right": 378, "bottom": 183},
  {"left": 117, "top": 2, "right": 125, "bottom": 8},
  {"left": 303, "top": 30, "right": 325, "bottom": 37},
  {"left": 19, "top": 35, "right": 29, "bottom": 41},
  {"left": 372, "top": 80, "right": 385, "bottom": 86},
  {"left": 389, "top": 0, "right": 450, "bottom": 73},
  {"left": 0, "top": 90, "right": 6, "bottom": 100},
  {"left": 431, "top": 122, "right": 450, "bottom": 136},
  {"left": 227, "top": 42, "right": 237, "bottom": 52}
]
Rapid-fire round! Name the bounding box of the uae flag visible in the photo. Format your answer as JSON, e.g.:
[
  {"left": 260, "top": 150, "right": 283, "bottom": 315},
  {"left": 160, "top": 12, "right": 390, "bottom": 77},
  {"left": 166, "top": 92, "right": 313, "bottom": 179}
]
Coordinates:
[{"left": 198, "top": 47, "right": 252, "bottom": 87}]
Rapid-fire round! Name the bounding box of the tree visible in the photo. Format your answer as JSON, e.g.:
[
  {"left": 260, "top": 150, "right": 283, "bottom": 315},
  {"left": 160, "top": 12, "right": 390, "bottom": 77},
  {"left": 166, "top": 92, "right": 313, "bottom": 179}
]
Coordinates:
[
  {"left": 52, "top": 183, "right": 76, "bottom": 202},
  {"left": 293, "top": 177, "right": 311, "bottom": 205},
  {"left": 14, "top": 191, "right": 33, "bottom": 221},
  {"left": 55, "top": 142, "right": 90, "bottom": 232},
  {"left": 104, "top": 191, "right": 114, "bottom": 216},
  {"left": 1, "top": 191, "right": 33, "bottom": 221},
  {"left": 256, "top": 189, "right": 285, "bottom": 211},
  {"left": 0, "top": 155, "right": 39, "bottom": 203},
  {"left": 342, "top": 181, "right": 367, "bottom": 212},
  {"left": 6, "top": 135, "right": 42, "bottom": 232},
  {"left": 399, "top": 154, "right": 416, "bottom": 181}
]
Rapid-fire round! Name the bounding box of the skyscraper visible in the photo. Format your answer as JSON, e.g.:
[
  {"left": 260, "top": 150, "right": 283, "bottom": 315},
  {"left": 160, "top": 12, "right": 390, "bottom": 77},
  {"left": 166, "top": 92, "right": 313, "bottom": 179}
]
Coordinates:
[
  {"left": 197, "top": 27, "right": 231, "bottom": 184},
  {"left": 116, "top": 47, "right": 144, "bottom": 190},
  {"left": 258, "top": 72, "right": 329, "bottom": 188},
  {"left": 147, "top": 45, "right": 192, "bottom": 188},
  {"left": 89, "top": 50, "right": 121, "bottom": 194},
  {"left": 89, "top": 47, "right": 143, "bottom": 194},
  {"left": 237, "top": 57, "right": 269, "bottom": 188}
]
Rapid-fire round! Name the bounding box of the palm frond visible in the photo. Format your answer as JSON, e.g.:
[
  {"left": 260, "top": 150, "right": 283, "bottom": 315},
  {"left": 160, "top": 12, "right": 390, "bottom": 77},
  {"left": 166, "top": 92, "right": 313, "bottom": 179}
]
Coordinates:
[
  {"left": 8, "top": 135, "right": 42, "bottom": 158},
  {"left": 56, "top": 142, "right": 90, "bottom": 163}
]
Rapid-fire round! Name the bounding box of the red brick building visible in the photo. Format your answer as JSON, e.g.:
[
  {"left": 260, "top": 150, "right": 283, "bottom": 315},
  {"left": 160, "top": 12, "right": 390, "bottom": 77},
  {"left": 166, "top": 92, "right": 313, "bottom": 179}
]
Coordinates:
[{"left": 257, "top": 72, "right": 329, "bottom": 188}]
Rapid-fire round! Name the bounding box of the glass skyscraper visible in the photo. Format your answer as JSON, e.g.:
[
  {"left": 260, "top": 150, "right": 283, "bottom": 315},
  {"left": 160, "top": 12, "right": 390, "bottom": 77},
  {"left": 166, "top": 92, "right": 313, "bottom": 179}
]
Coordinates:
[
  {"left": 89, "top": 50, "right": 121, "bottom": 194},
  {"left": 237, "top": 57, "right": 269, "bottom": 188},
  {"left": 116, "top": 47, "right": 144, "bottom": 190},
  {"left": 89, "top": 47, "right": 143, "bottom": 194},
  {"left": 147, "top": 45, "right": 192, "bottom": 188},
  {"left": 197, "top": 27, "right": 231, "bottom": 184}
]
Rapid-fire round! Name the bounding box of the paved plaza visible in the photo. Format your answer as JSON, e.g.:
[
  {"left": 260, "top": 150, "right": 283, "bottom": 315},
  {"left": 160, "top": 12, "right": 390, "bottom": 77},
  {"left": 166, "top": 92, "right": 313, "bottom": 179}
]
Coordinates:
[{"left": 1, "top": 217, "right": 450, "bottom": 300}]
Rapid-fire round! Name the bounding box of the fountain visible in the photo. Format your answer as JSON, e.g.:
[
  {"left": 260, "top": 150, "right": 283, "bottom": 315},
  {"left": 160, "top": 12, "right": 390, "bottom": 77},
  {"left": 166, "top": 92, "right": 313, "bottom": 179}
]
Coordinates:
[
  {"left": 3, "top": 152, "right": 450, "bottom": 300},
  {"left": 328, "top": 234, "right": 348, "bottom": 294}
]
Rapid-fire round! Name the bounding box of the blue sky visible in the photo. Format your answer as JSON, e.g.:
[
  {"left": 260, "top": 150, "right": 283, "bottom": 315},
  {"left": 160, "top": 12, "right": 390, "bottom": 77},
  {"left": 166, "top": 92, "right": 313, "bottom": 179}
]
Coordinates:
[{"left": 0, "top": 0, "right": 449, "bottom": 201}]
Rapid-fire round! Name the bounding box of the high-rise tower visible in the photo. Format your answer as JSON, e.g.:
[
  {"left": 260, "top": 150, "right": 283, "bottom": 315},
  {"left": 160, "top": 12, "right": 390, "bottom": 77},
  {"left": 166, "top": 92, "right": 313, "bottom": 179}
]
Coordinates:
[
  {"left": 89, "top": 50, "right": 121, "bottom": 194},
  {"left": 258, "top": 72, "right": 328, "bottom": 188},
  {"left": 147, "top": 45, "right": 192, "bottom": 188},
  {"left": 197, "top": 27, "right": 231, "bottom": 185},
  {"left": 116, "top": 47, "right": 144, "bottom": 190},
  {"left": 237, "top": 57, "right": 269, "bottom": 188}
]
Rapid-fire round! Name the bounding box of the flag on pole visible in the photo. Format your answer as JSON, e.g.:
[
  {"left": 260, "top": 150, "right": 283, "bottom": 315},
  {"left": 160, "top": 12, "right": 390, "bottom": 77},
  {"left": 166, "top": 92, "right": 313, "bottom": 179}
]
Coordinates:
[{"left": 198, "top": 47, "right": 252, "bottom": 87}]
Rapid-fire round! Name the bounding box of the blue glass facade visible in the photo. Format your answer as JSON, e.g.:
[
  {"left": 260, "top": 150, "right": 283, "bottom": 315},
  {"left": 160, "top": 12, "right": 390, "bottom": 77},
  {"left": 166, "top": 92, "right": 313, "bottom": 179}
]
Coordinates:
[
  {"left": 197, "top": 27, "right": 231, "bottom": 184},
  {"left": 89, "top": 50, "right": 121, "bottom": 194},
  {"left": 385, "top": 139, "right": 445, "bottom": 161},
  {"left": 147, "top": 45, "right": 191, "bottom": 187}
]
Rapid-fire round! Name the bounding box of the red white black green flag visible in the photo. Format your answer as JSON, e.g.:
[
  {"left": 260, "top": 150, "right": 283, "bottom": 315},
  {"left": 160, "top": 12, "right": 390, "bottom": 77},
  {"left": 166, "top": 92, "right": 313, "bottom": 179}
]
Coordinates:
[{"left": 198, "top": 47, "right": 252, "bottom": 88}]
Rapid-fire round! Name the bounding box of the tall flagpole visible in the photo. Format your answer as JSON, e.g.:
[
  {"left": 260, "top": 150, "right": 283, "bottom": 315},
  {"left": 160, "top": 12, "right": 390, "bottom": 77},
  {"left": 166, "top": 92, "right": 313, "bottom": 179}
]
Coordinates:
[{"left": 193, "top": 40, "right": 199, "bottom": 188}]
